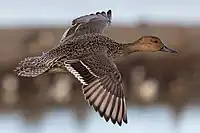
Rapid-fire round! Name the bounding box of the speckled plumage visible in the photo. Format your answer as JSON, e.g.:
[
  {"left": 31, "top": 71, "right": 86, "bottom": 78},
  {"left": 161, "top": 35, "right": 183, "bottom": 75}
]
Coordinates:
[{"left": 15, "top": 10, "right": 178, "bottom": 126}]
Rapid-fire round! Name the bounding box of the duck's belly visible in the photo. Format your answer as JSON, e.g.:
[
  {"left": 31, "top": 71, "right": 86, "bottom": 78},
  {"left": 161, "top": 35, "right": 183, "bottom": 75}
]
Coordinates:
[
  {"left": 48, "top": 67, "right": 68, "bottom": 73},
  {"left": 48, "top": 59, "right": 68, "bottom": 73}
]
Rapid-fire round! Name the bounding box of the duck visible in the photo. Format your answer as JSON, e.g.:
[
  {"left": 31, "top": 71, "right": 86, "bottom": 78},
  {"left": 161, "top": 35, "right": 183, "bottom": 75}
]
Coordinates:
[{"left": 15, "top": 10, "right": 178, "bottom": 126}]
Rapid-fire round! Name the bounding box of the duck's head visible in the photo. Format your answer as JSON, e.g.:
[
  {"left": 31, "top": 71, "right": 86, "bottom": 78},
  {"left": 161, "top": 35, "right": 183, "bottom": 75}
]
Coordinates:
[{"left": 125, "top": 36, "right": 178, "bottom": 54}]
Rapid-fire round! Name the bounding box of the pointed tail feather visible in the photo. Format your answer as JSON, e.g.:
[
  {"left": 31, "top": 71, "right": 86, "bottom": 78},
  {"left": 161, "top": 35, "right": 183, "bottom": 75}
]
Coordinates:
[{"left": 14, "top": 56, "right": 52, "bottom": 77}]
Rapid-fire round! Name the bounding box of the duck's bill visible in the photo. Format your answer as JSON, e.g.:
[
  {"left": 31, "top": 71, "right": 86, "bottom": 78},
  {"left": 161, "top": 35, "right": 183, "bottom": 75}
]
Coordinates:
[{"left": 160, "top": 45, "right": 178, "bottom": 53}]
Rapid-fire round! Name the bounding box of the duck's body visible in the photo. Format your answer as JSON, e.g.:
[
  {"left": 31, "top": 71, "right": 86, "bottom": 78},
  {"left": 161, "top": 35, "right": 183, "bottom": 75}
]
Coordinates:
[
  {"left": 18, "top": 33, "right": 131, "bottom": 75},
  {"left": 15, "top": 10, "right": 178, "bottom": 126},
  {"left": 50, "top": 33, "right": 125, "bottom": 60}
]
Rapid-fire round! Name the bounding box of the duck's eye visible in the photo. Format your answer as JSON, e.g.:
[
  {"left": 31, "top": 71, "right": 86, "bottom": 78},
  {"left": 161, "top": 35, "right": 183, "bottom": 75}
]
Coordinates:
[{"left": 154, "top": 40, "right": 158, "bottom": 43}]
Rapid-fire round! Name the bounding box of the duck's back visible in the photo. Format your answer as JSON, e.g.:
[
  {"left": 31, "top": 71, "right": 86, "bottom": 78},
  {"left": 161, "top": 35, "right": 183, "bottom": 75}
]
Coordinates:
[{"left": 54, "top": 33, "right": 112, "bottom": 58}]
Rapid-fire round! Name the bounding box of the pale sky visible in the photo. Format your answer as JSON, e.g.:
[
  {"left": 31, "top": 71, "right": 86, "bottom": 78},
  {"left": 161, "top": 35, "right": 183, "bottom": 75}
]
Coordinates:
[{"left": 0, "top": 0, "right": 200, "bottom": 27}]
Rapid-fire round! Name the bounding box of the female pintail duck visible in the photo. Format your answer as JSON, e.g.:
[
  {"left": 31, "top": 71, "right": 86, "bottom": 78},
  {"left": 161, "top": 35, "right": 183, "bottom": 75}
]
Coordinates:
[{"left": 15, "top": 10, "right": 178, "bottom": 126}]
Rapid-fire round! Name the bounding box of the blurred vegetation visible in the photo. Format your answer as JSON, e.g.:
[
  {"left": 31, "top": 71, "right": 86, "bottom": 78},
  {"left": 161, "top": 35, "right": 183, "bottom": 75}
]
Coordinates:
[{"left": 0, "top": 22, "right": 200, "bottom": 123}]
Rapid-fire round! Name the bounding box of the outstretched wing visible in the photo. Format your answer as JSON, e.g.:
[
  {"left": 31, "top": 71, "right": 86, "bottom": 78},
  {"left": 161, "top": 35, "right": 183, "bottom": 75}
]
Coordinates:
[
  {"left": 72, "top": 9, "right": 112, "bottom": 30},
  {"left": 60, "top": 10, "right": 112, "bottom": 42},
  {"left": 64, "top": 52, "right": 127, "bottom": 126}
]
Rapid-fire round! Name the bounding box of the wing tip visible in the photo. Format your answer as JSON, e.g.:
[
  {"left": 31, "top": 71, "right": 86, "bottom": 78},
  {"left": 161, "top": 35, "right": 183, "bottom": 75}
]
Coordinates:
[
  {"left": 83, "top": 84, "right": 128, "bottom": 126},
  {"left": 86, "top": 94, "right": 128, "bottom": 126},
  {"left": 117, "top": 120, "right": 122, "bottom": 126},
  {"left": 93, "top": 104, "right": 99, "bottom": 112},
  {"left": 107, "top": 10, "right": 112, "bottom": 19},
  {"left": 107, "top": 10, "right": 112, "bottom": 14},
  {"left": 111, "top": 117, "right": 117, "bottom": 124},
  {"left": 123, "top": 116, "right": 128, "bottom": 124},
  {"left": 104, "top": 115, "right": 110, "bottom": 122}
]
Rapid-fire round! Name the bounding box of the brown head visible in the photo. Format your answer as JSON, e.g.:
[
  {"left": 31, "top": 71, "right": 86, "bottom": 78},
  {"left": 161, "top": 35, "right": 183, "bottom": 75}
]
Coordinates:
[{"left": 125, "top": 36, "right": 178, "bottom": 54}]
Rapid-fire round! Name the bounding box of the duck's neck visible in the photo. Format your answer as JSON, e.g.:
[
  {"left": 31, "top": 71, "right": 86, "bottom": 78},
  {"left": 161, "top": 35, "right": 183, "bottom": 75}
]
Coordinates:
[
  {"left": 122, "top": 41, "right": 140, "bottom": 53},
  {"left": 107, "top": 40, "right": 139, "bottom": 59}
]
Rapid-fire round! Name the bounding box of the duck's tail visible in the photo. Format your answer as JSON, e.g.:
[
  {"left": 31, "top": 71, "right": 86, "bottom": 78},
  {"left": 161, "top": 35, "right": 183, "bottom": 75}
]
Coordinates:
[{"left": 15, "top": 55, "right": 53, "bottom": 77}]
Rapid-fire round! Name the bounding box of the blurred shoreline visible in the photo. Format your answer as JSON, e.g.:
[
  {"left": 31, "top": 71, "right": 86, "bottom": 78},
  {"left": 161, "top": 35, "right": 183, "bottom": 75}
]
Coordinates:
[{"left": 0, "top": 23, "right": 200, "bottom": 122}]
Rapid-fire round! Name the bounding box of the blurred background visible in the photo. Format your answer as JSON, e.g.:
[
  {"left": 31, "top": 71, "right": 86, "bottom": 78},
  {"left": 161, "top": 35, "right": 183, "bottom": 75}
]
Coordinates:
[{"left": 0, "top": 0, "right": 200, "bottom": 133}]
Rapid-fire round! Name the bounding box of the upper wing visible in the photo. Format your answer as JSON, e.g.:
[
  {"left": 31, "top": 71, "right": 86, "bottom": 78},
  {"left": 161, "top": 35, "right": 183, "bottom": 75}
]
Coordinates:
[
  {"left": 72, "top": 9, "right": 112, "bottom": 29},
  {"left": 64, "top": 52, "right": 127, "bottom": 126},
  {"left": 60, "top": 10, "right": 112, "bottom": 42}
]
